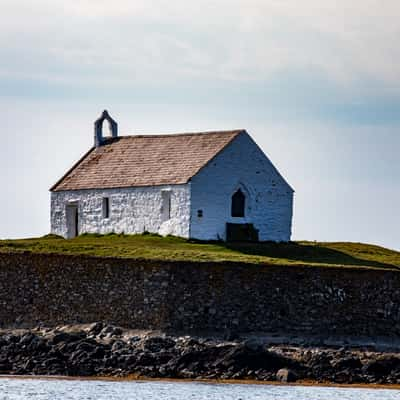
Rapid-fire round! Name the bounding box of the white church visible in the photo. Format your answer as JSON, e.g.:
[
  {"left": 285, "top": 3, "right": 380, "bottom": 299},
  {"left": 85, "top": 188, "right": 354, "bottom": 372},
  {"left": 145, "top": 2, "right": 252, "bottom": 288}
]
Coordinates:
[{"left": 50, "top": 111, "right": 294, "bottom": 242}]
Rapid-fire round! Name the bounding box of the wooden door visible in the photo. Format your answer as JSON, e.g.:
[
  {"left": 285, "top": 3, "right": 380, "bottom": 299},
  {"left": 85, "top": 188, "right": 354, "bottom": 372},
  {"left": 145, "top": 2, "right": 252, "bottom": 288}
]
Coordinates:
[{"left": 66, "top": 204, "right": 78, "bottom": 238}]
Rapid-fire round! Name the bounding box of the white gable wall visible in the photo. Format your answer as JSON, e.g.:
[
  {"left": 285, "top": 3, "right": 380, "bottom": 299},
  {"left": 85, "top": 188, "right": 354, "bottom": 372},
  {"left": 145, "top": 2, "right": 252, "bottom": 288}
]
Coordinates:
[
  {"left": 189, "top": 132, "right": 293, "bottom": 241},
  {"left": 51, "top": 184, "right": 191, "bottom": 238}
]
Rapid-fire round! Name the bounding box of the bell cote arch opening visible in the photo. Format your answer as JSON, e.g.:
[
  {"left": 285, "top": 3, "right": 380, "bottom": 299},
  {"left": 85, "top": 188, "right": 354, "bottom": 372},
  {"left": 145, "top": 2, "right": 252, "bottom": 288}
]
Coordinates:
[{"left": 94, "top": 110, "right": 118, "bottom": 147}]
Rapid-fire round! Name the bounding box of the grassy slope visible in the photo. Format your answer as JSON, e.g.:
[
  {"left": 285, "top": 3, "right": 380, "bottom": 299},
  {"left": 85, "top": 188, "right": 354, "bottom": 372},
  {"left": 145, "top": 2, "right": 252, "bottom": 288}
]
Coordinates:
[{"left": 0, "top": 234, "right": 399, "bottom": 271}]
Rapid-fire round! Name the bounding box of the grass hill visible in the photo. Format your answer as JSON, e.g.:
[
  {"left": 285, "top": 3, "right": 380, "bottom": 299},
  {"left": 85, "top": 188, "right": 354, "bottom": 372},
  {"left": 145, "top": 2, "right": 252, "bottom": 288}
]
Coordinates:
[{"left": 0, "top": 234, "right": 399, "bottom": 271}]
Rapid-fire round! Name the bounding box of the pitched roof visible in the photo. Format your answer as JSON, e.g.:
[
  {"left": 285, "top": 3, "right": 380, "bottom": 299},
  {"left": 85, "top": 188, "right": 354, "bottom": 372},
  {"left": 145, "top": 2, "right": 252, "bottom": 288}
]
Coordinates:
[{"left": 51, "top": 130, "right": 245, "bottom": 191}]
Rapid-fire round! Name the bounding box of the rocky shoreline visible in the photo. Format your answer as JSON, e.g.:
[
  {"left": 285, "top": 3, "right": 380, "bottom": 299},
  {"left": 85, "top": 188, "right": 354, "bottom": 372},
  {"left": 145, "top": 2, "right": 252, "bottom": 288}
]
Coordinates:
[{"left": 1, "top": 324, "right": 400, "bottom": 385}]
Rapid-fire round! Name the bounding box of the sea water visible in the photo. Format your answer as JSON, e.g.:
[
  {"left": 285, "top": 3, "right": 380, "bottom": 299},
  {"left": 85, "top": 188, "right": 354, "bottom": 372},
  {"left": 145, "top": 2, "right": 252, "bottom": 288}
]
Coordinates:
[{"left": 0, "top": 378, "right": 399, "bottom": 400}]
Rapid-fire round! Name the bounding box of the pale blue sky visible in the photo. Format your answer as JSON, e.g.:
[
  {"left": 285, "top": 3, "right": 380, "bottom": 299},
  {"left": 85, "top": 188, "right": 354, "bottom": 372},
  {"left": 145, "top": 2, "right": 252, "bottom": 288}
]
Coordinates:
[{"left": 1, "top": 0, "right": 399, "bottom": 250}]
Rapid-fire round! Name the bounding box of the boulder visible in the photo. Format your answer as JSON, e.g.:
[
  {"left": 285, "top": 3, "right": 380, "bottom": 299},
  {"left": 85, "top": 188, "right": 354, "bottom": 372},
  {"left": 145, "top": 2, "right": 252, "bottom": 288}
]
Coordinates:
[
  {"left": 99, "top": 325, "right": 123, "bottom": 338},
  {"left": 142, "top": 336, "right": 175, "bottom": 352},
  {"left": 276, "top": 368, "right": 298, "bottom": 383},
  {"left": 87, "top": 322, "right": 104, "bottom": 336},
  {"left": 51, "top": 332, "right": 85, "bottom": 345},
  {"left": 19, "top": 332, "right": 36, "bottom": 346}
]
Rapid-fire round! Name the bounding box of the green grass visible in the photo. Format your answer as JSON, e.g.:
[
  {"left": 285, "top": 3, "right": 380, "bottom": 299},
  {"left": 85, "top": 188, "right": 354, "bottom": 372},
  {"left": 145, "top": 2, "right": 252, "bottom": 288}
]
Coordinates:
[{"left": 0, "top": 233, "right": 399, "bottom": 271}]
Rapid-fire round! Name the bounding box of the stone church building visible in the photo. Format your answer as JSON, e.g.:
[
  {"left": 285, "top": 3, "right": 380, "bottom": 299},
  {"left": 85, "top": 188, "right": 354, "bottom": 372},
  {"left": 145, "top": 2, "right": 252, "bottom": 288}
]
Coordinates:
[{"left": 50, "top": 111, "right": 294, "bottom": 241}]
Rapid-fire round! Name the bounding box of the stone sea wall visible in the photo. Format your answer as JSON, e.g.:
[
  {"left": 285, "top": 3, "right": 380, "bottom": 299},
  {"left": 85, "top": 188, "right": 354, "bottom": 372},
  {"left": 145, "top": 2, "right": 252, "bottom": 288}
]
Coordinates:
[{"left": 0, "top": 252, "right": 400, "bottom": 337}]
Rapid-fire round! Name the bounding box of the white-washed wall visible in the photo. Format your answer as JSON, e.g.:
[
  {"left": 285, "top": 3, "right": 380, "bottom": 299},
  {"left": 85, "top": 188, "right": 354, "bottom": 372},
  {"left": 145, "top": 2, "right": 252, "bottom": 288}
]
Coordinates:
[
  {"left": 189, "top": 132, "right": 293, "bottom": 241},
  {"left": 51, "top": 184, "right": 191, "bottom": 238}
]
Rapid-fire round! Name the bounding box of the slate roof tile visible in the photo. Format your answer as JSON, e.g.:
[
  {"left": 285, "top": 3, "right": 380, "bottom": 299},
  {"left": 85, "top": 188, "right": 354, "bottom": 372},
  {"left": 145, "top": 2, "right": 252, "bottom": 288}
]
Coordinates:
[{"left": 51, "top": 130, "right": 244, "bottom": 191}]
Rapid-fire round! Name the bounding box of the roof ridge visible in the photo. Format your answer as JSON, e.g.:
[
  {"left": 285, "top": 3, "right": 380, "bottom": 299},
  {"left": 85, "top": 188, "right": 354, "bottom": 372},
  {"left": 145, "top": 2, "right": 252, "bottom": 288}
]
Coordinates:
[{"left": 116, "top": 130, "right": 245, "bottom": 139}]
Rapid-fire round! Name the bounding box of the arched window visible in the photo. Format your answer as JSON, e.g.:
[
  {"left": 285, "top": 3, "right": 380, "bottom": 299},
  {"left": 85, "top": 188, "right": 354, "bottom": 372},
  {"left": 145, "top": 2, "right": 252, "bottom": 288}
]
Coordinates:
[{"left": 231, "top": 189, "right": 245, "bottom": 217}]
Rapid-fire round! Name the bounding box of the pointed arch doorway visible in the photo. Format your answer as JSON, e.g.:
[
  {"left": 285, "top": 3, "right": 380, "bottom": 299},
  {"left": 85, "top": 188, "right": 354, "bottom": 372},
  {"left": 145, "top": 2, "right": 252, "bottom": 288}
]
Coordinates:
[{"left": 231, "top": 188, "right": 246, "bottom": 217}]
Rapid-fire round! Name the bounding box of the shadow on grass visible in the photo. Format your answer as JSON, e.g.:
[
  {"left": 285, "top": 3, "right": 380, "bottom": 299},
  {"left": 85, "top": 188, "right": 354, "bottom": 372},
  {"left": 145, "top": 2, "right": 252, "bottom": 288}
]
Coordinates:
[{"left": 218, "top": 241, "right": 400, "bottom": 270}]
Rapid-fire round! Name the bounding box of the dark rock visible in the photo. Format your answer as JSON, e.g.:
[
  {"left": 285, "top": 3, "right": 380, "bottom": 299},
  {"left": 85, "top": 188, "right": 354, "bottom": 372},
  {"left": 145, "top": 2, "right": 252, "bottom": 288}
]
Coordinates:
[
  {"left": 90, "top": 345, "right": 107, "bottom": 359},
  {"left": 128, "top": 336, "right": 141, "bottom": 344},
  {"left": 99, "top": 325, "right": 123, "bottom": 338},
  {"left": 87, "top": 322, "right": 104, "bottom": 336},
  {"left": 4, "top": 334, "right": 19, "bottom": 344},
  {"left": 331, "top": 356, "right": 362, "bottom": 371},
  {"left": 68, "top": 361, "right": 95, "bottom": 377},
  {"left": 243, "top": 339, "right": 263, "bottom": 352},
  {"left": 51, "top": 332, "right": 85, "bottom": 345},
  {"left": 0, "top": 361, "right": 11, "bottom": 373},
  {"left": 69, "top": 349, "right": 90, "bottom": 364},
  {"left": 142, "top": 336, "right": 175, "bottom": 352},
  {"left": 135, "top": 352, "right": 158, "bottom": 367},
  {"left": 46, "top": 347, "right": 67, "bottom": 362},
  {"left": 19, "top": 332, "right": 36, "bottom": 346},
  {"left": 43, "top": 357, "right": 65, "bottom": 368},
  {"left": 26, "top": 336, "right": 49, "bottom": 354},
  {"left": 332, "top": 369, "right": 354, "bottom": 384},
  {"left": 111, "top": 340, "right": 126, "bottom": 352},
  {"left": 362, "top": 357, "right": 400, "bottom": 378},
  {"left": 215, "top": 345, "right": 289, "bottom": 372},
  {"left": 75, "top": 339, "right": 97, "bottom": 353}
]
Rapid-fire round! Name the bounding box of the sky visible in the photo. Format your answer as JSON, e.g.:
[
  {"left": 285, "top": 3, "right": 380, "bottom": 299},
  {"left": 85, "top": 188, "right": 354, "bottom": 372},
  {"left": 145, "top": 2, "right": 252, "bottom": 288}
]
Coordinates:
[{"left": 1, "top": 0, "right": 400, "bottom": 250}]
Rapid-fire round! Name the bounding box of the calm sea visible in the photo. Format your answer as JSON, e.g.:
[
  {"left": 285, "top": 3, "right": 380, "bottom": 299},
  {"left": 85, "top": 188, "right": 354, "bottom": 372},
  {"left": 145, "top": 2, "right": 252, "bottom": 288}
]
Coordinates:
[{"left": 0, "top": 378, "right": 399, "bottom": 400}]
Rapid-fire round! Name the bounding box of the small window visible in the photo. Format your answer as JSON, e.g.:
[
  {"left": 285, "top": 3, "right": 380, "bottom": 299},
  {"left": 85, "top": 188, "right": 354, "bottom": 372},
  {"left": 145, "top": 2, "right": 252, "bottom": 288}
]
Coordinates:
[
  {"left": 161, "top": 191, "right": 171, "bottom": 221},
  {"left": 197, "top": 209, "right": 203, "bottom": 218},
  {"left": 231, "top": 189, "right": 245, "bottom": 218},
  {"left": 130, "top": 197, "right": 136, "bottom": 217},
  {"left": 102, "top": 197, "right": 110, "bottom": 219}
]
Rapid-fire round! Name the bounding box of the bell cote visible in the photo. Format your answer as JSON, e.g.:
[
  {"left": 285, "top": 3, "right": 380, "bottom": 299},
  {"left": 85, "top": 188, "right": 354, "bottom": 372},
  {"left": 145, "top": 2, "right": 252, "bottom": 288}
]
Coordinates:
[{"left": 94, "top": 110, "right": 118, "bottom": 147}]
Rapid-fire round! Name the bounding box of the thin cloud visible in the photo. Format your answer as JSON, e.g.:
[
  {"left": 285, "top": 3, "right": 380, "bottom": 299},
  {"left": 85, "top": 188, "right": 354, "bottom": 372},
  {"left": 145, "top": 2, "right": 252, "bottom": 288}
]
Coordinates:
[{"left": 1, "top": 0, "right": 400, "bottom": 87}]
